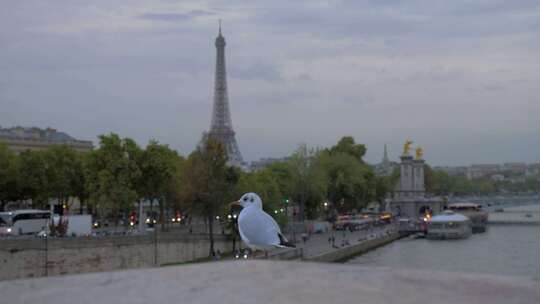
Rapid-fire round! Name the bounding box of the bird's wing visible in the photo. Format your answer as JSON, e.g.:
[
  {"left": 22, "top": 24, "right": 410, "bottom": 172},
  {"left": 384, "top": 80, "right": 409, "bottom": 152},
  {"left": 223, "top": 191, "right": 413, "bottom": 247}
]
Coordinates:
[
  {"left": 262, "top": 211, "right": 293, "bottom": 247},
  {"left": 238, "top": 207, "right": 281, "bottom": 247},
  {"left": 264, "top": 211, "right": 282, "bottom": 234}
]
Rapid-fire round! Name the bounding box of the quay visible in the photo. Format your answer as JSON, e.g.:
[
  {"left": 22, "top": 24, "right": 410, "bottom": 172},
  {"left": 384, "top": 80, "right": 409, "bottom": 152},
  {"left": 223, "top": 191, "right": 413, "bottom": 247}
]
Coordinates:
[
  {"left": 258, "top": 223, "right": 398, "bottom": 262},
  {"left": 0, "top": 223, "right": 398, "bottom": 281}
]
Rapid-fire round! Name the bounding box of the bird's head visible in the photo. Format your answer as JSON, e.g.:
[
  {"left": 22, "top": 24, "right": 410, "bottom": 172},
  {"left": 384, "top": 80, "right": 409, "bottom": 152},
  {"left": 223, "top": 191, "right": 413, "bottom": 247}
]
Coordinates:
[{"left": 230, "top": 192, "right": 263, "bottom": 209}]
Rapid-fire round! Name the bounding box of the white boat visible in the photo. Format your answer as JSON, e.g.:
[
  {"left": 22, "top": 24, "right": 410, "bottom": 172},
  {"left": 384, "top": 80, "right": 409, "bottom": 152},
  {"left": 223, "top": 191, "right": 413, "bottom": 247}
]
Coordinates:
[
  {"left": 427, "top": 210, "right": 472, "bottom": 240},
  {"left": 448, "top": 203, "right": 488, "bottom": 233}
]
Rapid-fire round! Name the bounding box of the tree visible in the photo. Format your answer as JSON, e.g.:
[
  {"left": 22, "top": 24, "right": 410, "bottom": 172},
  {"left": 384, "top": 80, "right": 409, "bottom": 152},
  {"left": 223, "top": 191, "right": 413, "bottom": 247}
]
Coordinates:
[
  {"left": 44, "top": 145, "right": 79, "bottom": 209},
  {"left": 288, "top": 144, "right": 327, "bottom": 220},
  {"left": 0, "top": 144, "right": 18, "bottom": 211},
  {"left": 18, "top": 150, "right": 49, "bottom": 209},
  {"left": 72, "top": 151, "right": 91, "bottom": 214},
  {"left": 328, "top": 136, "right": 367, "bottom": 163},
  {"left": 181, "top": 137, "right": 228, "bottom": 256},
  {"left": 138, "top": 140, "right": 184, "bottom": 228},
  {"left": 163, "top": 151, "right": 186, "bottom": 221},
  {"left": 317, "top": 151, "right": 373, "bottom": 213},
  {"left": 86, "top": 134, "right": 141, "bottom": 222}
]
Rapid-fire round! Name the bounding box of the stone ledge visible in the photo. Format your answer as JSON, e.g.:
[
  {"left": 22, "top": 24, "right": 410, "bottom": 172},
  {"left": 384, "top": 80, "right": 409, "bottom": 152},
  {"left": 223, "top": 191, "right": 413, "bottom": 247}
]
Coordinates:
[{"left": 1, "top": 261, "right": 538, "bottom": 304}]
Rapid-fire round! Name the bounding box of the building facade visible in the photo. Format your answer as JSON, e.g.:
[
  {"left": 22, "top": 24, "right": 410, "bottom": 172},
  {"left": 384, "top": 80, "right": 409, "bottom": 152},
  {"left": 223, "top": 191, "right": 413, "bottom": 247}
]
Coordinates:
[{"left": 0, "top": 126, "right": 93, "bottom": 154}]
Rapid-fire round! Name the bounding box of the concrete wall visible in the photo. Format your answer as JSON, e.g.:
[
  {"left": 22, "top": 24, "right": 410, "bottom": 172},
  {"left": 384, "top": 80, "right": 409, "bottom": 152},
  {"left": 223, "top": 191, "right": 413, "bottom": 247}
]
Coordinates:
[{"left": 0, "top": 233, "right": 232, "bottom": 281}]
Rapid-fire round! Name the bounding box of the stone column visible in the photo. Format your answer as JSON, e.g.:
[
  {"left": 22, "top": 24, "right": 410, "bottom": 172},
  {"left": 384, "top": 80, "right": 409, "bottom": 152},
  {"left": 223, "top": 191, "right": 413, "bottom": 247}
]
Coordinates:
[
  {"left": 413, "top": 159, "right": 425, "bottom": 195},
  {"left": 399, "top": 155, "right": 414, "bottom": 197}
]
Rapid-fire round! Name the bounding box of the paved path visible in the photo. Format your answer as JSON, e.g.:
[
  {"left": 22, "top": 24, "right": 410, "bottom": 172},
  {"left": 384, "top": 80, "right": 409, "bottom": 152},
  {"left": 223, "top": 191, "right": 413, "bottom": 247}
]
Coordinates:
[{"left": 297, "top": 224, "right": 397, "bottom": 258}]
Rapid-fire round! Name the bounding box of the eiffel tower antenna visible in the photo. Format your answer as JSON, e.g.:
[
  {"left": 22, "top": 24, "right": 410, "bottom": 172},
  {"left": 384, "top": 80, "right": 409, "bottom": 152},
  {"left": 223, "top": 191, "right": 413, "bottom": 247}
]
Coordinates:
[{"left": 206, "top": 21, "right": 244, "bottom": 167}]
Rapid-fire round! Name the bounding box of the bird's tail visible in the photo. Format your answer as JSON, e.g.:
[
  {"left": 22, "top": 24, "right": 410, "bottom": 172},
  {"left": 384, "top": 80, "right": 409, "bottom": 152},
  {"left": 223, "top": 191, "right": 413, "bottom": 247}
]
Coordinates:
[{"left": 278, "top": 233, "right": 296, "bottom": 248}]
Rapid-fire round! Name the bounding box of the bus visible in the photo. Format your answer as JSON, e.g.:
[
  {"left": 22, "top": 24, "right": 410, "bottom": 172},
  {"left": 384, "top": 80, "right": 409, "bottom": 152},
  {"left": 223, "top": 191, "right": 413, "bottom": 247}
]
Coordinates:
[{"left": 0, "top": 210, "right": 51, "bottom": 236}]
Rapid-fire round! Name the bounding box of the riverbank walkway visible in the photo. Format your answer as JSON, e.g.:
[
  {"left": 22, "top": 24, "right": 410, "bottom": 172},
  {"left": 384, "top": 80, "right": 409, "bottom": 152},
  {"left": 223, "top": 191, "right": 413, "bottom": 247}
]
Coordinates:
[{"left": 254, "top": 223, "right": 397, "bottom": 261}]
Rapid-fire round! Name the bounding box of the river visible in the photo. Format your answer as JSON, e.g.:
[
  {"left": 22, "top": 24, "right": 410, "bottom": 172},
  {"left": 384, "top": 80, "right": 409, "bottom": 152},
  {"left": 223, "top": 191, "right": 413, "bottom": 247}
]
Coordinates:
[{"left": 347, "top": 224, "right": 540, "bottom": 281}]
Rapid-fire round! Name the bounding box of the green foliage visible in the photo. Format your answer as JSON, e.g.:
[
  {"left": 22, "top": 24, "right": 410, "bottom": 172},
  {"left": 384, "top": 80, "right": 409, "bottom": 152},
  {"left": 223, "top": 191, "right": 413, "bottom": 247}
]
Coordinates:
[
  {"left": 18, "top": 150, "right": 49, "bottom": 209},
  {"left": 424, "top": 167, "right": 508, "bottom": 196},
  {"left": 328, "top": 136, "right": 367, "bottom": 163},
  {"left": 287, "top": 144, "right": 328, "bottom": 219},
  {"left": 181, "top": 137, "right": 228, "bottom": 255},
  {"left": 0, "top": 144, "right": 18, "bottom": 211},
  {"left": 44, "top": 145, "right": 79, "bottom": 205},
  {"left": 317, "top": 151, "right": 373, "bottom": 212},
  {"left": 86, "top": 134, "right": 142, "bottom": 219},
  {"left": 137, "top": 140, "right": 184, "bottom": 225}
]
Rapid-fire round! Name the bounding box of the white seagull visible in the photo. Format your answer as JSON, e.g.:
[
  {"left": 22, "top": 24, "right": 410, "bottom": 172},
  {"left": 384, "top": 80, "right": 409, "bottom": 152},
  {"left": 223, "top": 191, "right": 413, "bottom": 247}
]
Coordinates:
[{"left": 231, "top": 192, "right": 295, "bottom": 251}]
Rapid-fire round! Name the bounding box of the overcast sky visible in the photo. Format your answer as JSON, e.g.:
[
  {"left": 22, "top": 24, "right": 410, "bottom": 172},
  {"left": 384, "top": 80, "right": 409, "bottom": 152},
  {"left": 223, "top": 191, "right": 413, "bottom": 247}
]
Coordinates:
[{"left": 1, "top": 0, "right": 539, "bottom": 166}]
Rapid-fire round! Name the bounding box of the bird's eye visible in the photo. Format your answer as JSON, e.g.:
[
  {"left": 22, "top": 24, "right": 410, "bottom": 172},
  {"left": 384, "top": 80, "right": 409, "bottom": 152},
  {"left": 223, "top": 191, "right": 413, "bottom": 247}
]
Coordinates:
[{"left": 243, "top": 197, "right": 248, "bottom": 201}]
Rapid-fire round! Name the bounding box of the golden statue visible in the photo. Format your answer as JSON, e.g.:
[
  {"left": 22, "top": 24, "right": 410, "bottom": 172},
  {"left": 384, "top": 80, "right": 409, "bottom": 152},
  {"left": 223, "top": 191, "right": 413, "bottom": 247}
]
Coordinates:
[
  {"left": 403, "top": 140, "right": 413, "bottom": 155},
  {"left": 415, "top": 147, "right": 424, "bottom": 159}
]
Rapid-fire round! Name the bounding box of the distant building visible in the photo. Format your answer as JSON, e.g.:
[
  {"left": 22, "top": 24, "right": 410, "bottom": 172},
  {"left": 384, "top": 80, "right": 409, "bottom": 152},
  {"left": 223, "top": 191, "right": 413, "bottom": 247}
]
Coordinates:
[
  {"left": 525, "top": 163, "right": 540, "bottom": 178},
  {"left": 432, "top": 166, "right": 468, "bottom": 176},
  {"left": 374, "top": 144, "right": 398, "bottom": 176},
  {"left": 466, "top": 164, "right": 501, "bottom": 180},
  {"left": 491, "top": 174, "right": 505, "bottom": 182},
  {"left": 502, "top": 162, "right": 527, "bottom": 174},
  {"left": 0, "top": 126, "right": 93, "bottom": 154}
]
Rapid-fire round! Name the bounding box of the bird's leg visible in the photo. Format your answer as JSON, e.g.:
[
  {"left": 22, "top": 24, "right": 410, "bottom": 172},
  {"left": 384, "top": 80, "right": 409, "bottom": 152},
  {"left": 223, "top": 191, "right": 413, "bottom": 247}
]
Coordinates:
[{"left": 264, "top": 250, "right": 268, "bottom": 259}]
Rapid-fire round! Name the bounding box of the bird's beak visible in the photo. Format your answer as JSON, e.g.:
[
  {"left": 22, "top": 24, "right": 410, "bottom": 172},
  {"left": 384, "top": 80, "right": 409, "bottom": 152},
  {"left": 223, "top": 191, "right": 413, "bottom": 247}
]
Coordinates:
[{"left": 229, "top": 200, "right": 241, "bottom": 208}]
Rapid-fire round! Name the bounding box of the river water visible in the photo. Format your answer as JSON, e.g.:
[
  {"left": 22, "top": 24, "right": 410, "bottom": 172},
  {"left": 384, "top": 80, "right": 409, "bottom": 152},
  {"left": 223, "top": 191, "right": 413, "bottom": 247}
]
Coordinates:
[{"left": 347, "top": 225, "right": 540, "bottom": 281}]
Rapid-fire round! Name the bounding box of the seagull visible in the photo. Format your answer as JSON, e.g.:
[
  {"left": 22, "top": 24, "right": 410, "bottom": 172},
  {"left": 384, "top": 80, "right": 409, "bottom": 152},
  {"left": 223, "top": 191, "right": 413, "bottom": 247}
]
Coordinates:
[{"left": 231, "top": 192, "right": 295, "bottom": 251}]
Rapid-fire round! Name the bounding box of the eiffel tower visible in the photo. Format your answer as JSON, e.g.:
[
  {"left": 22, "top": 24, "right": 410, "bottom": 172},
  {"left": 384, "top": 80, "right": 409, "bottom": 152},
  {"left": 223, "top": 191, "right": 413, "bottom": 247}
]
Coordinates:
[{"left": 206, "top": 22, "right": 244, "bottom": 167}]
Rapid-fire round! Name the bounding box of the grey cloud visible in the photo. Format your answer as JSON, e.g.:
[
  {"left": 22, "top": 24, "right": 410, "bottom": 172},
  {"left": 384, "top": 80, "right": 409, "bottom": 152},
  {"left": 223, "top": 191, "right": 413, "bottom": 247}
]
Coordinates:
[
  {"left": 482, "top": 84, "right": 505, "bottom": 92},
  {"left": 229, "top": 61, "right": 282, "bottom": 82},
  {"left": 1, "top": 0, "right": 539, "bottom": 164},
  {"left": 137, "top": 10, "right": 214, "bottom": 22},
  {"left": 295, "top": 74, "right": 312, "bottom": 81}
]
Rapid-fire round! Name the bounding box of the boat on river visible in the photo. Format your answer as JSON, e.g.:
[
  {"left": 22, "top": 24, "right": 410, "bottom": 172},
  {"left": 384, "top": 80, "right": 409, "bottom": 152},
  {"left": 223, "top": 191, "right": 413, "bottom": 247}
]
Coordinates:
[
  {"left": 448, "top": 203, "right": 488, "bottom": 233},
  {"left": 427, "top": 210, "right": 472, "bottom": 240}
]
